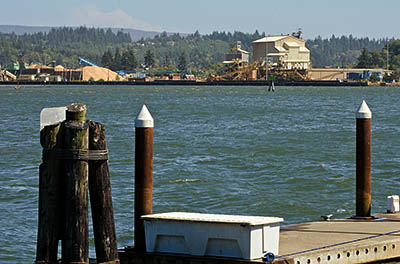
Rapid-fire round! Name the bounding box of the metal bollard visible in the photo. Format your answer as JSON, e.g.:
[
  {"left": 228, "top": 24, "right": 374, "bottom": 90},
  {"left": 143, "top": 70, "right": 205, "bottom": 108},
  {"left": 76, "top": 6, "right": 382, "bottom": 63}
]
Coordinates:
[
  {"left": 134, "top": 105, "right": 154, "bottom": 252},
  {"left": 355, "top": 100, "right": 372, "bottom": 218}
]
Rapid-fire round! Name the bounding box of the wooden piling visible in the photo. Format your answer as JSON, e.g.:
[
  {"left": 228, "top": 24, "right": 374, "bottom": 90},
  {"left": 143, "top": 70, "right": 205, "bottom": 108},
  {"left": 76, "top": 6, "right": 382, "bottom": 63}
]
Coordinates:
[
  {"left": 355, "top": 100, "right": 372, "bottom": 218},
  {"left": 66, "top": 103, "right": 86, "bottom": 122},
  {"left": 134, "top": 105, "right": 154, "bottom": 252},
  {"left": 62, "top": 104, "right": 89, "bottom": 263},
  {"left": 36, "top": 123, "right": 64, "bottom": 264},
  {"left": 88, "top": 121, "right": 119, "bottom": 264}
]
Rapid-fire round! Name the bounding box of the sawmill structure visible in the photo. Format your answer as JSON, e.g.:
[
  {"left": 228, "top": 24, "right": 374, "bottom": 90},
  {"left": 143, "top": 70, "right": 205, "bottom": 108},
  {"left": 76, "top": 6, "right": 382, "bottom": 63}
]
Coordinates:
[
  {"left": 0, "top": 69, "right": 16, "bottom": 81},
  {"left": 211, "top": 30, "right": 311, "bottom": 81}
]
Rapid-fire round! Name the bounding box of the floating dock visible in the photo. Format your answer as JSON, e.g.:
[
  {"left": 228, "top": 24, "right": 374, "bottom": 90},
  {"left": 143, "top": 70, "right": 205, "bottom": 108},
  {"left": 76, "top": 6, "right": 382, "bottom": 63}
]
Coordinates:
[
  {"left": 277, "top": 212, "right": 400, "bottom": 264},
  {"left": 119, "top": 212, "right": 400, "bottom": 264}
]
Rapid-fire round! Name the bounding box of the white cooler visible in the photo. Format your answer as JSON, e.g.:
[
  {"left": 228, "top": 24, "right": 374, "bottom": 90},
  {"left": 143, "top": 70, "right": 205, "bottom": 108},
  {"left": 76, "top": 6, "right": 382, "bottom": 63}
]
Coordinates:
[{"left": 142, "top": 212, "right": 283, "bottom": 259}]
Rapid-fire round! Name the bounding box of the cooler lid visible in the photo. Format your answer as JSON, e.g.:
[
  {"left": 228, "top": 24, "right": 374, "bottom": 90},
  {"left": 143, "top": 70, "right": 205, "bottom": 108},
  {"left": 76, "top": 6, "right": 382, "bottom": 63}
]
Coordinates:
[{"left": 142, "top": 212, "right": 283, "bottom": 226}]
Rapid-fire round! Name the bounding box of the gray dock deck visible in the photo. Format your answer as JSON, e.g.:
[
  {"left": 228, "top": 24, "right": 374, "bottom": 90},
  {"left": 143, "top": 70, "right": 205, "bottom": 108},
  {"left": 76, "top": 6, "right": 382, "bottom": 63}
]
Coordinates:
[{"left": 276, "top": 212, "right": 400, "bottom": 264}]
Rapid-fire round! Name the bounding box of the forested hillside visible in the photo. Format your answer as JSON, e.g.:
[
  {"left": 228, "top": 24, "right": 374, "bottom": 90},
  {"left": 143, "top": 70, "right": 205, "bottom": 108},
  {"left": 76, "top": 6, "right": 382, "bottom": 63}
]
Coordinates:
[
  {"left": 0, "top": 25, "right": 169, "bottom": 41},
  {"left": 307, "top": 35, "right": 389, "bottom": 67},
  {"left": 0, "top": 26, "right": 393, "bottom": 72},
  {"left": 355, "top": 40, "right": 400, "bottom": 69},
  {"left": 0, "top": 27, "right": 132, "bottom": 68},
  {"left": 117, "top": 30, "right": 265, "bottom": 71}
]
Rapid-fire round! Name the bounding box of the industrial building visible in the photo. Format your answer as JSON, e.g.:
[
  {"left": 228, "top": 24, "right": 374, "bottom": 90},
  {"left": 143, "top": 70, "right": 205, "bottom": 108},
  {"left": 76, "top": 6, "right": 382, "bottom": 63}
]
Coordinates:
[
  {"left": 3, "top": 62, "right": 122, "bottom": 82},
  {"left": 224, "top": 41, "right": 249, "bottom": 65},
  {"left": 252, "top": 35, "right": 311, "bottom": 70},
  {"left": 211, "top": 35, "right": 311, "bottom": 82},
  {"left": 308, "top": 68, "right": 390, "bottom": 81}
]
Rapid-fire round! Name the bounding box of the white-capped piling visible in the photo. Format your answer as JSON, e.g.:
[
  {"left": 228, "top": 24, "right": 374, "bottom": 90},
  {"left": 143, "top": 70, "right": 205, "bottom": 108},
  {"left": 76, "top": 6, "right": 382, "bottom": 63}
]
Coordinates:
[
  {"left": 355, "top": 100, "right": 372, "bottom": 218},
  {"left": 134, "top": 104, "right": 154, "bottom": 252}
]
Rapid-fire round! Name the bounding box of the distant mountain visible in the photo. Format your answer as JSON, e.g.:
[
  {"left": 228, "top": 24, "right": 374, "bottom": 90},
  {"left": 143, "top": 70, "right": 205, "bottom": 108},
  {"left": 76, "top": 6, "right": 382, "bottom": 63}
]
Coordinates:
[
  {"left": 0, "top": 25, "right": 51, "bottom": 35},
  {"left": 0, "top": 25, "right": 173, "bottom": 41},
  {"left": 112, "top": 28, "right": 170, "bottom": 41}
]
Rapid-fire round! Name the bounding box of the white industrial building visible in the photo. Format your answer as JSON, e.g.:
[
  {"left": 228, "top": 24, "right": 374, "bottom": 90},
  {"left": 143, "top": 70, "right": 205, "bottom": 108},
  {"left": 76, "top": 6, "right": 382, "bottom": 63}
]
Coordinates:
[{"left": 252, "top": 35, "right": 311, "bottom": 70}]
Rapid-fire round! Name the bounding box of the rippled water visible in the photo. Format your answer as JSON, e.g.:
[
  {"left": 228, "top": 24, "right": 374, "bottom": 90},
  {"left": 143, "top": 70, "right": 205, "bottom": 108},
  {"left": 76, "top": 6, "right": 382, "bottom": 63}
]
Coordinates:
[{"left": 0, "top": 85, "right": 399, "bottom": 263}]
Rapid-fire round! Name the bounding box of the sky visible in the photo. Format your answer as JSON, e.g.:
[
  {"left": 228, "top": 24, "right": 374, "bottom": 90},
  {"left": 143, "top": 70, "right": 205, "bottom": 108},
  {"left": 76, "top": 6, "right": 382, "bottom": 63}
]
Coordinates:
[{"left": 0, "top": 0, "right": 399, "bottom": 39}]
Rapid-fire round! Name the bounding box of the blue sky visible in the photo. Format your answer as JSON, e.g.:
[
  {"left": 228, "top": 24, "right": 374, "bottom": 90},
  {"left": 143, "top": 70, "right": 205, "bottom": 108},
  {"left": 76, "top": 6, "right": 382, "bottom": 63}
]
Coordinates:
[{"left": 1, "top": 0, "right": 399, "bottom": 39}]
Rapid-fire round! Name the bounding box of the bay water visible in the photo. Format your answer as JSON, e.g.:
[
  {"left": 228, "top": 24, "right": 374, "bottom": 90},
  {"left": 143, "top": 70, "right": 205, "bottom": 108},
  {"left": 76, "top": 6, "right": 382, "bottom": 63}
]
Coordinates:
[{"left": 0, "top": 85, "right": 399, "bottom": 263}]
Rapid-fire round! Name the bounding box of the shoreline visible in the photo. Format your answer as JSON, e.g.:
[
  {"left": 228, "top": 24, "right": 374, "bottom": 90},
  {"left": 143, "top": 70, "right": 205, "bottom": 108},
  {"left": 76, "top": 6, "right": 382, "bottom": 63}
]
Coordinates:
[{"left": 0, "top": 80, "right": 369, "bottom": 86}]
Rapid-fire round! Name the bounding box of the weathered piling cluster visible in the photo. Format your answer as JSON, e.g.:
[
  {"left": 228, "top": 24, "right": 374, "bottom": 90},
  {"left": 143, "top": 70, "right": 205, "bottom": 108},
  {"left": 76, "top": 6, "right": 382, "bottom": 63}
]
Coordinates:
[{"left": 35, "top": 103, "right": 119, "bottom": 264}]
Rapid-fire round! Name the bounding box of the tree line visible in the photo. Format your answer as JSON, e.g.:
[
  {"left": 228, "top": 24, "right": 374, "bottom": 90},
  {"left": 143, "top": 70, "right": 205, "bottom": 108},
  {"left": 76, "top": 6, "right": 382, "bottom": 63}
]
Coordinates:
[
  {"left": 0, "top": 26, "right": 397, "bottom": 75},
  {"left": 354, "top": 39, "right": 400, "bottom": 81},
  {"left": 0, "top": 27, "right": 132, "bottom": 69},
  {"left": 356, "top": 40, "right": 400, "bottom": 70},
  {"left": 307, "top": 35, "right": 390, "bottom": 67},
  {"left": 103, "top": 31, "right": 391, "bottom": 72}
]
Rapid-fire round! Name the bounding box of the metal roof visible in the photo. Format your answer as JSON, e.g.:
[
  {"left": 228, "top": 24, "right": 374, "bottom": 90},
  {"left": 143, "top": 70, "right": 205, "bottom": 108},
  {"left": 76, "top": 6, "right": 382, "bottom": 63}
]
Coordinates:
[
  {"left": 236, "top": 48, "right": 249, "bottom": 54},
  {"left": 275, "top": 46, "right": 287, "bottom": 52},
  {"left": 267, "top": 53, "right": 286, "bottom": 56},
  {"left": 253, "top": 36, "right": 288, "bottom": 43},
  {"left": 299, "top": 47, "right": 310, "bottom": 52},
  {"left": 253, "top": 35, "right": 306, "bottom": 44},
  {"left": 284, "top": 41, "right": 300, "bottom": 47}
]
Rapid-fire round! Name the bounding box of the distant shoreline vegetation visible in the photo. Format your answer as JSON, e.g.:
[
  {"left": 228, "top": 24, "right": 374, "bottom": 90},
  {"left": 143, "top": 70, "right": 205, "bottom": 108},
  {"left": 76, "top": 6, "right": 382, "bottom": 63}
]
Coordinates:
[{"left": 0, "top": 26, "right": 398, "bottom": 76}]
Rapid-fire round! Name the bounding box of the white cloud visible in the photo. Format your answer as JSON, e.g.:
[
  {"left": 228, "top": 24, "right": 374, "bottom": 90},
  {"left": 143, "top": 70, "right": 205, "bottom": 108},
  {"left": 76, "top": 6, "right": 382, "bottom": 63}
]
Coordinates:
[{"left": 70, "top": 5, "right": 164, "bottom": 31}]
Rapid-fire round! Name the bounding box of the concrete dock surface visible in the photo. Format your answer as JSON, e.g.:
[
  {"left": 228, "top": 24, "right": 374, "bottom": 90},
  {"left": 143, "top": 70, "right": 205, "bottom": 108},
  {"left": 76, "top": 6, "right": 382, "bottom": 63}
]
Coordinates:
[
  {"left": 276, "top": 212, "right": 400, "bottom": 264},
  {"left": 119, "top": 213, "right": 400, "bottom": 264}
]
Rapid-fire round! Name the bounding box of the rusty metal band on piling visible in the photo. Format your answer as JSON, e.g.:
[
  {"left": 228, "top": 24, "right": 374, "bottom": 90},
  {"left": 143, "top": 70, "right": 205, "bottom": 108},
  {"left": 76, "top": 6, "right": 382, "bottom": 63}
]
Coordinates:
[
  {"left": 355, "top": 101, "right": 372, "bottom": 218},
  {"left": 134, "top": 105, "right": 154, "bottom": 252}
]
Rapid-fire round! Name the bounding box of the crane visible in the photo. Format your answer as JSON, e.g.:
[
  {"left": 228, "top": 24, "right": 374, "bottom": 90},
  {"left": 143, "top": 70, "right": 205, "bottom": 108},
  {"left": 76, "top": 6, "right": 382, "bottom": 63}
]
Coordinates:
[{"left": 78, "top": 57, "right": 99, "bottom": 67}]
